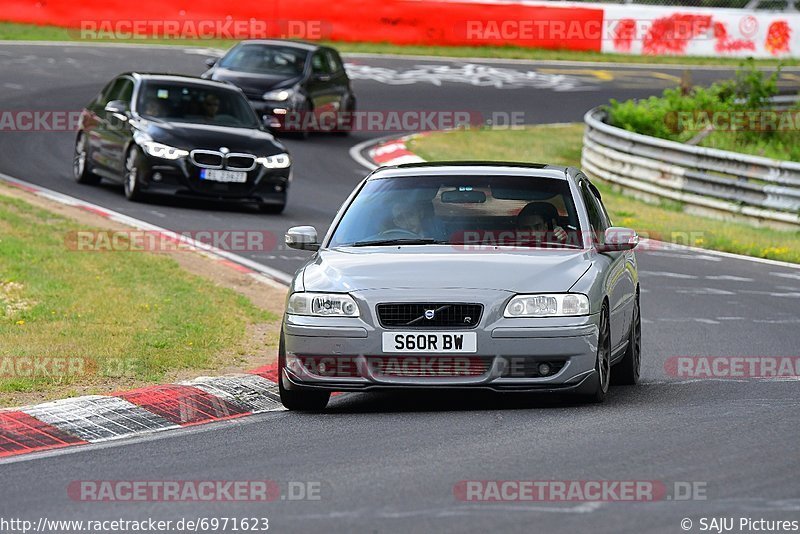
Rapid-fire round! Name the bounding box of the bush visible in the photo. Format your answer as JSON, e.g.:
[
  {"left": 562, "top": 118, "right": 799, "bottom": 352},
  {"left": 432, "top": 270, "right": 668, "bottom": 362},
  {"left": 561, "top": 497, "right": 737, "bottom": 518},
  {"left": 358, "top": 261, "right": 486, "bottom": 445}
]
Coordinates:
[{"left": 606, "top": 60, "right": 800, "bottom": 161}]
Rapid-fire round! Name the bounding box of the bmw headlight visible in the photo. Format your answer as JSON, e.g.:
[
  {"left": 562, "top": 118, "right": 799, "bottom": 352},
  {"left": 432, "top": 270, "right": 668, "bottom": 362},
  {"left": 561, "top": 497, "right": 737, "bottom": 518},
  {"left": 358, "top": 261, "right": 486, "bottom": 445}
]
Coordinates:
[
  {"left": 504, "top": 294, "right": 590, "bottom": 317},
  {"left": 257, "top": 153, "right": 291, "bottom": 169},
  {"left": 288, "top": 293, "right": 359, "bottom": 317},
  {"left": 141, "top": 141, "right": 188, "bottom": 160},
  {"left": 263, "top": 89, "right": 294, "bottom": 102}
]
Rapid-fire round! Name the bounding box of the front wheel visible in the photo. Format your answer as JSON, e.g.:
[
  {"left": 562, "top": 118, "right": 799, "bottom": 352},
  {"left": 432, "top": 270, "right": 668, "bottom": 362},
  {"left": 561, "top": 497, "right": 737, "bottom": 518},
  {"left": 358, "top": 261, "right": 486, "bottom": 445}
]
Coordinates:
[
  {"left": 612, "top": 294, "right": 641, "bottom": 385},
  {"left": 580, "top": 304, "right": 611, "bottom": 404},
  {"left": 123, "top": 147, "right": 146, "bottom": 201},
  {"left": 278, "top": 330, "right": 330, "bottom": 411}
]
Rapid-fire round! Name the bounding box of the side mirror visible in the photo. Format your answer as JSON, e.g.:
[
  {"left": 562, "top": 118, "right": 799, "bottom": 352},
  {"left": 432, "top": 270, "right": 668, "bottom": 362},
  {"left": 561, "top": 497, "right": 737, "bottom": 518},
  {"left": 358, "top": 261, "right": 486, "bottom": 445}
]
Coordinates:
[
  {"left": 205, "top": 57, "right": 217, "bottom": 68},
  {"left": 597, "top": 227, "right": 638, "bottom": 253},
  {"left": 286, "top": 226, "right": 319, "bottom": 251},
  {"left": 105, "top": 100, "right": 130, "bottom": 122},
  {"left": 104, "top": 100, "right": 129, "bottom": 117}
]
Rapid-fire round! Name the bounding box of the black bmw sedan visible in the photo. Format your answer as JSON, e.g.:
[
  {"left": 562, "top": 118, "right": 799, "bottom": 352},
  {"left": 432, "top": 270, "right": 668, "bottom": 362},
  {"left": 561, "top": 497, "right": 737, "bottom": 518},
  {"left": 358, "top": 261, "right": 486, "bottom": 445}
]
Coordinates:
[
  {"left": 202, "top": 40, "right": 356, "bottom": 134},
  {"left": 73, "top": 73, "right": 292, "bottom": 213}
]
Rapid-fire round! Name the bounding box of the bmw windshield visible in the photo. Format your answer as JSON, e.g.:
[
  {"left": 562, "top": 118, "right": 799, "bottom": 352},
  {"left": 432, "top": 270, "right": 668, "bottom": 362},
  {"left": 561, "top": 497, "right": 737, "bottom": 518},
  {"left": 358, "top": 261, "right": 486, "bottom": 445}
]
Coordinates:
[
  {"left": 136, "top": 81, "right": 260, "bottom": 129},
  {"left": 329, "top": 174, "right": 583, "bottom": 248}
]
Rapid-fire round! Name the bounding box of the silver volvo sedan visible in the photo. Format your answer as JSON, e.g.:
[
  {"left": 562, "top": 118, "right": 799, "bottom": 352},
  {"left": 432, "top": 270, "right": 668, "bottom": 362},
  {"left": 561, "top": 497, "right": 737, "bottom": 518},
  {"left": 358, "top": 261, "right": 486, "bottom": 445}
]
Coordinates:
[{"left": 279, "top": 162, "right": 641, "bottom": 410}]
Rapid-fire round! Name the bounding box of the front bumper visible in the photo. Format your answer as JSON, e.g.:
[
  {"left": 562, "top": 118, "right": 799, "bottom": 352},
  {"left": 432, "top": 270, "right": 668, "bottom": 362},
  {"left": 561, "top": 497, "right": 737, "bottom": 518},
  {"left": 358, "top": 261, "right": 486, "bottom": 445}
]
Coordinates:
[
  {"left": 138, "top": 155, "right": 290, "bottom": 204},
  {"left": 282, "top": 313, "right": 600, "bottom": 393}
]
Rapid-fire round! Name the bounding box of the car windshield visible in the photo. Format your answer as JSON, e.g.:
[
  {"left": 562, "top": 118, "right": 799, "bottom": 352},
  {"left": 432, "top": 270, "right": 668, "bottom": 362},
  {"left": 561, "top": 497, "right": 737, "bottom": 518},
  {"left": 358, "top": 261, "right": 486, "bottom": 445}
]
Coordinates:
[
  {"left": 136, "top": 81, "right": 260, "bottom": 128},
  {"left": 329, "top": 174, "right": 583, "bottom": 248},
  {"left": 218, "top": 44, "right": 307, "bottom": 76}
]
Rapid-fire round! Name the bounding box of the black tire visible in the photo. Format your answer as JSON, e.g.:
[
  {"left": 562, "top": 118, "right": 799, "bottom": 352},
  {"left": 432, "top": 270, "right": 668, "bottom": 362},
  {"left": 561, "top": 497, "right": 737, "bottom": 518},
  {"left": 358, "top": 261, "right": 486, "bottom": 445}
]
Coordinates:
[
  {"left": 287, "top": 100, "right": 311, "bottom": 139},
  {"left": 278, "top": 330, "right": 330, "bottom": 411},
  {"left": 73, "top": 133, "right": 101, "bottom": 185},
  {"left": 334, "top": 96, "right": 355, "bottom": 136},
  {"left": 123, "top": 146, "right": 146, "bottom": 201},
  {"left": 612, "top": 293, "right": 641, "bottom": 385},
  {"left": 581, "top": 303, "right": 611, "bottom": 404}
]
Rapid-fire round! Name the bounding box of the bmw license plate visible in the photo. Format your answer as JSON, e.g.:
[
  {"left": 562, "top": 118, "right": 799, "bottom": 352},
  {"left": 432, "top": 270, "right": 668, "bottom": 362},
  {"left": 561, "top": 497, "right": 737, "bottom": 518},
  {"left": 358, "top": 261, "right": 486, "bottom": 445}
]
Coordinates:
[
  {"left": 382, "top": 332, "right": 477, "bottom": 353},
  {"left": 199, "top": 169, "right": 247, "bottom": 183}
]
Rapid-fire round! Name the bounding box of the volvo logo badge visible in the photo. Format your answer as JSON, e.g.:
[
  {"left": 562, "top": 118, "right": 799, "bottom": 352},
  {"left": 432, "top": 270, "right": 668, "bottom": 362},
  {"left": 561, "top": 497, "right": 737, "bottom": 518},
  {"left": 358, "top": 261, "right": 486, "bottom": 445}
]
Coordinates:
[
  {"left": 219, "top": 147, "right": 230, "bottom": 154},
  {"left": 424, "top": 309, "right": 435, "bottom": 320}
]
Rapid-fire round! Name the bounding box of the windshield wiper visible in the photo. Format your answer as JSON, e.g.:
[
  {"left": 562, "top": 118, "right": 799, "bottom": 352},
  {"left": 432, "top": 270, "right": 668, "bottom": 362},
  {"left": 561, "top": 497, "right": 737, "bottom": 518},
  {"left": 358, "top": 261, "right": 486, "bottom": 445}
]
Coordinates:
[
  {"left": 350, "top": 238, "right": 444, "bottom": 247},
  {"left": 487, "top": 241, "right": 582, "bottom": 249}
]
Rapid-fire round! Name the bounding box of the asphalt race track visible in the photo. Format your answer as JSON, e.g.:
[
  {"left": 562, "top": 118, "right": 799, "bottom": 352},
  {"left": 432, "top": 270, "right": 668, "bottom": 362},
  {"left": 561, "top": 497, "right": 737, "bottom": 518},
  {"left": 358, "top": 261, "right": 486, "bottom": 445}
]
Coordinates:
[{"left": 0, "top": 43, "right": 799, "bottom": 533}]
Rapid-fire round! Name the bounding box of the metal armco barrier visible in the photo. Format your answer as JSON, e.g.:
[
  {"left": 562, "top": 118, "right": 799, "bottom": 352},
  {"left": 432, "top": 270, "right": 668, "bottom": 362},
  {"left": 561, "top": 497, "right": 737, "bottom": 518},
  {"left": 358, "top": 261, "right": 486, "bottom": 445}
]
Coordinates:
[{"left": 581, "top": 103, "right": 800, "bottom": 229}]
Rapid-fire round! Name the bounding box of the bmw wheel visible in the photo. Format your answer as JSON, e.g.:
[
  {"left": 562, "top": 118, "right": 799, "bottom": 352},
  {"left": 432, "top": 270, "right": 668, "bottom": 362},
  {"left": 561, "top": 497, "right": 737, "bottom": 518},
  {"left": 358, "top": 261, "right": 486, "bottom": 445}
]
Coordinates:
[
  {"left": 73, "top": 133, "right": 101, "bottom": 185},
  {"left": 123, "top": 146, "right": 145, "bottom": 201}
]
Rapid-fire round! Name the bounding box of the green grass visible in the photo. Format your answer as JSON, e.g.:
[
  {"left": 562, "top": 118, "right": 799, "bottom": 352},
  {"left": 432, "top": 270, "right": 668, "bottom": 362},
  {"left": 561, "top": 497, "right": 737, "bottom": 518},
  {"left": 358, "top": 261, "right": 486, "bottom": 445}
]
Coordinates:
[
  {"left": 0, "top": 21, "right": 796, "bottom": 67},
  {"left": 408, "top": 124, "right": 800, "bottom": 263},
  {"left": 0, "top": 193, "right": 278, "bottom": 405}
]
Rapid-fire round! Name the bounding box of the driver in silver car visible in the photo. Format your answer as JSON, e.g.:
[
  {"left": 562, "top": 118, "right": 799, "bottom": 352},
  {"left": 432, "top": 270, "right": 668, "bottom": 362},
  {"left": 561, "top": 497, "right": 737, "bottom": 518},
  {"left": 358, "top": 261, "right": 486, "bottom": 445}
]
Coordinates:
[{"left": 390, "top": 200, "right": 427, "bottom": 236}]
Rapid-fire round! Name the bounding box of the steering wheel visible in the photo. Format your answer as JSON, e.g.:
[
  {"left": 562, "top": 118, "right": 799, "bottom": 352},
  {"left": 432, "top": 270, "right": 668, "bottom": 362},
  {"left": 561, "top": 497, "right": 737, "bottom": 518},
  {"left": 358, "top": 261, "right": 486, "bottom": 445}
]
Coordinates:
[{"left": 376, "top": 228, "right": 420, "bottom": 239}]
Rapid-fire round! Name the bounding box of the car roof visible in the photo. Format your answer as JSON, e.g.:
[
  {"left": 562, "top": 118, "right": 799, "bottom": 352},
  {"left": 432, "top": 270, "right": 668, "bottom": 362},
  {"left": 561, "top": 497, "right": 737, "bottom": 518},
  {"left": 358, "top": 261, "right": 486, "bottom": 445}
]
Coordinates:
[
  {"left": 370, "top": 161, "right": 574, "bottom": 181},
  {"left": 127, "top": 73, "right": 242, "bottom": 91},
  {"left": 231, "top": 39, "right": 321, "bottom": 52}
]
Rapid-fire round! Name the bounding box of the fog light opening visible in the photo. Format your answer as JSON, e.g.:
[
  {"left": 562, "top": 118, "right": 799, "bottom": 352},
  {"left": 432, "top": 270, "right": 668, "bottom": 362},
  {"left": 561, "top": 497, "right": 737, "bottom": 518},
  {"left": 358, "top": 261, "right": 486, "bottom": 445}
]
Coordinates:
[
  {"left": 152, "top": 172, "right": 163, "bottom": 182},
  {"left": 538, "top": 362, "right": 552, "bottom": 376}
]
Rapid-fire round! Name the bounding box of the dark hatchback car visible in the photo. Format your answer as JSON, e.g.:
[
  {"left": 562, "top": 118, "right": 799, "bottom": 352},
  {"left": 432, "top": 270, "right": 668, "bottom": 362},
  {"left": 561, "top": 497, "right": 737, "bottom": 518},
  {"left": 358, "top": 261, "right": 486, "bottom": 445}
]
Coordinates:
[
  {"left": 73, "top": 73, "right": 292, "bottom": 213},
  {"left": 202, "top": 40, "right": 356, "bottom": 134}
]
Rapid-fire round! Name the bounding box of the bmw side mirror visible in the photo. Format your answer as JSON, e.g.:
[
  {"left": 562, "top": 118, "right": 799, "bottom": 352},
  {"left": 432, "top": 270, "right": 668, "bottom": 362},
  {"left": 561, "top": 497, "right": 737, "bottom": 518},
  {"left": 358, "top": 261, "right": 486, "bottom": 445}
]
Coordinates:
[
  {"left": 205, "top": 57, "right": 217, "bottom": 68},
  {"left": 597, "top": 227, "right": 638, "bottom": 253},
  {"left": 286, "top": 226, "right": 319, "bottom": 251},
  {"left": 104, "top": 100, "right": 129, "bottom": 120}
]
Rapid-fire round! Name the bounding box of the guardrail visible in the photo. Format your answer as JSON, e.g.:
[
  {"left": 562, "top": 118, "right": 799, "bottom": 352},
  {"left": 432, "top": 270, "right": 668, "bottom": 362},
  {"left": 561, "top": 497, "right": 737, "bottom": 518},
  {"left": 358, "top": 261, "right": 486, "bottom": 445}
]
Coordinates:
[{"left": 580, "top": 101, "right": 800, "bottom": 230}]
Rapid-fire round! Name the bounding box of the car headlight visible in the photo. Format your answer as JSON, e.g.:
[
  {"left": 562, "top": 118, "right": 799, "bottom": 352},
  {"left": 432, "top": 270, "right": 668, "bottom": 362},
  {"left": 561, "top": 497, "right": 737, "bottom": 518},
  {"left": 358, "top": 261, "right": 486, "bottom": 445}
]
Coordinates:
[
  {"left": 287, "top": 293, "right": 359, "bottom": 317},
  {"left": 257, "top": 153, "right": 291, "bottom": 169},
  {"left": 504, "top": 293, "right": 590, "bottom": 317},
  {"left": 141, "top": 141, "right": 188, "bottom": 160},
  {"left": 263, "top": 89, "right": 294, "bottom": 101}
]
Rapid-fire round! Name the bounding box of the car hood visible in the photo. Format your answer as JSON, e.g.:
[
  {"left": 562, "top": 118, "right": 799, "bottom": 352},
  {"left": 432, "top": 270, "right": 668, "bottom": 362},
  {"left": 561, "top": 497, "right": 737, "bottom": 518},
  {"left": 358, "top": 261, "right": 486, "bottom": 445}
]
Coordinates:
[
  {"left": 301, "top": 246, "right": 593, "bottom": 293},
  {"left": 137, "top": 120, "right": 285, "bottom": 154},
  {"left": 210, "top": 68, "right": 301, "bottom": 94}
]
